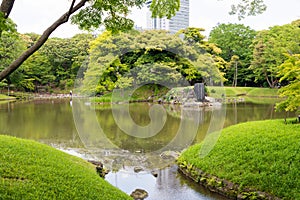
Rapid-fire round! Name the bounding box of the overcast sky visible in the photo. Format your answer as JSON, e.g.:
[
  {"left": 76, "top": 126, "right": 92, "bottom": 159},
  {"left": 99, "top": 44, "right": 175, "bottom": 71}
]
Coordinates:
[{"left": 9, "top": 0, "right": 300, "bottom": 38}]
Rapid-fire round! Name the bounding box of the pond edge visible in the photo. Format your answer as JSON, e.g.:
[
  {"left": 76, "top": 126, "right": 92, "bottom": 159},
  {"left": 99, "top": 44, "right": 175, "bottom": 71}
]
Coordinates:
[{"left": 177, "top": 162, "right": 281, "bottom": 200}]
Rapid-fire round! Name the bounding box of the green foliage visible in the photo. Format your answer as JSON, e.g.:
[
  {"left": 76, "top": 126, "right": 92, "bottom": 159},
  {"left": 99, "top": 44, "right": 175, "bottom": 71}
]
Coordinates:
[
  {"left": 71, "top": 0, "right": 179, "bottom": 33},
  {"left": 0, "top": 13, "right": 16, "bottom": 35},
  {"left": 178, "top": 119, "right": 300, "bottom": 199},
  {"left": 177, "top": 27, "right": 206, "bottom": 46},
  {"left": 276, "top": 54, "right": 300, "bottom": 113},
  {"left": 0, "top": 23, "right": 27, "bottom": 89},
  {"left": 150, "top": 0, "right": 180, "bottom": 19},
  {"left": 16, "top": 33, "right": 93, "bottom": 92},
  {"left": 82, "top": 29, "right": 227, "bottom": 95},
  {"left": 20, "top": 51, "right": 55, "bottom": 91},
  {"left": 229, "top": 0, "right": 267, "bottom": 20},
  {"left": 250, "top": 23, "right": 300, "bottom": 88},
  {"left": 0, "top": 135, "right": 132, "bottom": 199},
  {"left": 209, "top": 23, "right": 256, "bottom": 86}
]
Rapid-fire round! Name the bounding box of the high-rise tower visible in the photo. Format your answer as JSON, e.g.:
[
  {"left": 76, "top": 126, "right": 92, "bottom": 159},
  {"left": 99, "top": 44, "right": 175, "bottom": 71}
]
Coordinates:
[{"left": 146, "top": 0, "right": 189, "bottom": 34}]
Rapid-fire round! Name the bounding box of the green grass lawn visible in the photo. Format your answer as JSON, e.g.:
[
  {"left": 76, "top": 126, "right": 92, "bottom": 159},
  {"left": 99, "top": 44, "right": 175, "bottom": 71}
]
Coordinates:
[
  {"left": 0, "top": 94, "right": 16, "bottom": 100},
  {"left": 177, "top": 119, "right": 300, "bottom": 199},
  {"left": 92, "top": 85, "right": 169, "bottom": 103},
  {"left": 207, "top": 86, "right": 278, "bottom": 97},
  {"left": 0, "top": 135, "right": 132, "bottom": 200}
]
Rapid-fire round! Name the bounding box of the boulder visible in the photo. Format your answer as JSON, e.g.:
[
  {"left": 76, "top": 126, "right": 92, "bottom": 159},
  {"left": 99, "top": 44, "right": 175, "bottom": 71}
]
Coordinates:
[
  {"left": 130, "top": 189, "right": 148, "bottom": 200},
  {"left": 134, "top": 166, "right": 143, "bottom": 173}
]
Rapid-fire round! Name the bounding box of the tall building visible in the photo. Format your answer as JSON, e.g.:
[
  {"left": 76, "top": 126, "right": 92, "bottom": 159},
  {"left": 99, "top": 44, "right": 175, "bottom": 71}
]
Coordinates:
[{"left": 146, "top": 0, "right": 189, "bottom": 34}]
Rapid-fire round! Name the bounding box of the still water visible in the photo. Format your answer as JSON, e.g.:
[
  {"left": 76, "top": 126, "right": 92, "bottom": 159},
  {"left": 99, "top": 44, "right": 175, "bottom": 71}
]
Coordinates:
[{"left": 0, "top": 99, "right": 295, "bottom": 200}]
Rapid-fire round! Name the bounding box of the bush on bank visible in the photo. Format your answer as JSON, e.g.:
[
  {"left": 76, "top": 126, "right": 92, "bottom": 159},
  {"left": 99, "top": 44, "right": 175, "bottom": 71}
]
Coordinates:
[
  {"left": 0, "top": 135, "right": 132, "bottom": 200},
  {"left": 177, "top": 119, "right": 300, "bottom": 199}
]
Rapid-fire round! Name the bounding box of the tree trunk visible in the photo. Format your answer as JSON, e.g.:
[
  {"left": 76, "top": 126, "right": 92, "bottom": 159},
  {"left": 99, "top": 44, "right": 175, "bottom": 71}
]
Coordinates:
[
  {"left": 264, "top": 71, "right": 273, "bottom": 88},
  {"left": 234, "top": 61, "right": 237, "bottom": 87},
  {"left": 0, "top": 0, "right": 15, "bottom": 18},
  {"left": 0, "top": 0, "right": 88, "bottom": 81}
]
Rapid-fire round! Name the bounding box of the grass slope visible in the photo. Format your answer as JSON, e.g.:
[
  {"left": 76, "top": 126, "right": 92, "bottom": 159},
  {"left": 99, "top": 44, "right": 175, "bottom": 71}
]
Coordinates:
[
  {"left": 177, "top": 119, "right": 300, "bottom": 199},
  {"left": 0, "top": 135, "right": 132, "bottom": 200}
]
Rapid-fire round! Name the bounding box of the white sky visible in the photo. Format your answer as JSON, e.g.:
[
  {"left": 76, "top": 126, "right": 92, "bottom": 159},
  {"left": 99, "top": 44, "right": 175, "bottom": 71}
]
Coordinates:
[{"left": 9, "top": 0, "right": 300, "bottom": 38}]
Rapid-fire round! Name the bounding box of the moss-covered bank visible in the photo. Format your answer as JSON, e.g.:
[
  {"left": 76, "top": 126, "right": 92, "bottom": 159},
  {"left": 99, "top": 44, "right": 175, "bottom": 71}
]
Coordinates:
[
  {"left": 177, "top": 119, "right": 300, "bottom": 199},
  {"left": 0, "top": 135, "right": 132, "bottom": 200}
]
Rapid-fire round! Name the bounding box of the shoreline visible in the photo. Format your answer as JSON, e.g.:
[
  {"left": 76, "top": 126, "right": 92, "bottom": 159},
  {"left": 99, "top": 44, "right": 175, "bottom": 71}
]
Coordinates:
[
  {"left": 176, "top": 119, "right": 300, "bottom": 199},
  {"left": 177, "top": 163, "right": 281, "bottom": 200}
]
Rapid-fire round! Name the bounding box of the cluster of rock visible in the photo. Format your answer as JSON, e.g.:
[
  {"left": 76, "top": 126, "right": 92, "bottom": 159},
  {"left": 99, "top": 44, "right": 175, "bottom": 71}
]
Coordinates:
[
  {"left": 178, "top": 161, "right": 281, "bottom": 200},
  {"left": 160, "top": 84, "right": 220, "bottom": 107}
]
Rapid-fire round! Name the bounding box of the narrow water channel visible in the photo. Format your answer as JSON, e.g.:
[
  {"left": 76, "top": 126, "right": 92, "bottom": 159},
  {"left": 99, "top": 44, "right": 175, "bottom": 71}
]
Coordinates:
[{"left": 0, "top": 99, "right": 295, "bottom": 199}]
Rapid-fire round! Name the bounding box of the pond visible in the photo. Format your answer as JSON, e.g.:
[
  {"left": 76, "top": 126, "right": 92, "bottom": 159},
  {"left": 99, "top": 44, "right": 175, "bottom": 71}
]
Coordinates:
[{"left": 0, "top": 99, "right": 295, "bottom": 200}]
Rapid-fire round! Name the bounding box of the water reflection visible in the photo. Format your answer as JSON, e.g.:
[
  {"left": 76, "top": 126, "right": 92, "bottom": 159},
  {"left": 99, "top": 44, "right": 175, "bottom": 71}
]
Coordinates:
[
  {"left": 0, "top": 99, "right": 296, "bottom": 200},
  {"left": 106, "top": 165, "right": 227, "bottom": 200},
  {"left": 0, "top": 99, "right": 295, "bottom": 166}
]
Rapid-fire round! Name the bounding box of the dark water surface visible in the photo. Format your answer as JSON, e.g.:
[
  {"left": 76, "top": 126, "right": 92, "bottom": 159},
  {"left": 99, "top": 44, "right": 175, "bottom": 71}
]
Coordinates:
[{"left": 0, "top": 99, "right": 295, "bottom": 200}]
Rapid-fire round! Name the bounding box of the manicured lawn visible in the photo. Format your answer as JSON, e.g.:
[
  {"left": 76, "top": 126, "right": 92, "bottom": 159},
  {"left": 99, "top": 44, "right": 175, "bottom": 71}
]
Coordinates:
[
  {"left": 207, "top": 86, "right": 278, "bottom": 97},
  {"left": 177, "top": 119, "right": 300, "bottom": 199},
  {"left": 0, "top": 135, "right": 132, "bottom": 200},
  {"left": 92, "top": 85, "right": 169, "bottom": 103},
  {"left": 0, "top": 94, "right": 15, "bottom": 100}
]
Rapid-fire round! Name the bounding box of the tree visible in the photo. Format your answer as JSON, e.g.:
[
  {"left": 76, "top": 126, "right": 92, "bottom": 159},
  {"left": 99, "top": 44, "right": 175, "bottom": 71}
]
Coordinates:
[
  {"left": 208, "top": 23, "right": 256, "bottom": 86},
  {"left": 250, "top": 23, "right": 300, "bottom": 88},
  {"left": 14, "top": 33, "right": 93, "bottom": 91},
  {"left": 177, "top": 27, "right": 206, "bottom": 46},
  {"left": 178, "top": 27, "right": 226, "bottom": 85},
  {"left": 0, "top": 0, "right": 15, "bottom": 35},
  {"left": 0, "top": 0, "right": 267, "bottom": 82},
  {"left": 0, "top": 19, "right": 26, "bottom": 91},
  {"left": 275, "top": 54, "right": 300, "bottom": 116},
  {"left": 82, "top": 30, "right": 201, "bottom": 94},
  {"left": 227, "top": 55, "right": 240, "bottom": 87},
  {"left": 81, "top": 29, "right": 227, "bottom": 95},
  {"left": 0, "top": 0, "right": 178, "bottom": 81}
]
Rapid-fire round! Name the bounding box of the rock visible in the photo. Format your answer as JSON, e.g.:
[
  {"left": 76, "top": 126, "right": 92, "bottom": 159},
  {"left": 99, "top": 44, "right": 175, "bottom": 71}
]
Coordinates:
[
  {"left": 157, "top": 98, "right": 163, "bottom": 104},
  {"left": 88, "top": 160, "right": 103, "bottom": 167},
  {"left": 130, "top": 189, "right": 148, "bottom": 200},
  {"left": 151, "top": 170, "right": 158, "bottom": 178},
  {"left": 160, "top": 151, "right": 180, "bottom": 159},
  {"left": 134, "top": 166, "right": 143, "bottom": 173},
  {"left": 183, "top": 102, "right": 203, "bottom": 107}
]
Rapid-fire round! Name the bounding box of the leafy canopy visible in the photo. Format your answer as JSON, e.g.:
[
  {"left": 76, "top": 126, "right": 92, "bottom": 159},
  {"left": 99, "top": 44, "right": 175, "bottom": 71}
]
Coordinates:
[
  {"left": 80, "top": 29, "right": 226, "bottom": 95},
  {"left": 250, "top": 23, "right": 300, "bottom": 88},
  {"left": 276, "top": 54, "right": 300, "bottom": 113}
]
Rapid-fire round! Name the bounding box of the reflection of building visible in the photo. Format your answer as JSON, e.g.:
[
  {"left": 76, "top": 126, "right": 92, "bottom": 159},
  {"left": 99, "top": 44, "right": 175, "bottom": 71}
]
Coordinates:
[{"left": 146, "top": 0, "right": 189, "bottom": 34}]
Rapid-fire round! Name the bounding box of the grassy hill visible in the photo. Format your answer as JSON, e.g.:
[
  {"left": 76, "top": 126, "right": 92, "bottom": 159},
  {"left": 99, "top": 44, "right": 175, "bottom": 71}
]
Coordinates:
[
  {"left": 0, "top": 135, "right": 132, "bottom": 200},
  {"left": 177, "top": 119, "right": 300, "bottom": 199}
]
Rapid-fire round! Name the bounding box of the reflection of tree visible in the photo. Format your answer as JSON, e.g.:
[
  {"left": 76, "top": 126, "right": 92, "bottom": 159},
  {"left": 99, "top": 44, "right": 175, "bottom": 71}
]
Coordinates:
[
  {"left": 97, "top": 103, "right": 180, "bottom": 152},
  {"left": 224, "top": 102, "right": 294, "bottom": 127},
  {"left": 0, "top": 100, "right": 82, "bottom": 147}
]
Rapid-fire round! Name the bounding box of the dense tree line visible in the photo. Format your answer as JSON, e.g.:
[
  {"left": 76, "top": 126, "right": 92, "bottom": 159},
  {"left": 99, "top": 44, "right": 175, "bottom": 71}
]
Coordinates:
[
  {"left": 0, "top": 18, "right": 299, "bottom": 112},
  {"left": 0, "top": 32, "right": 93, "bottom": 92},
  {"left": 0, "top": 0, "right": 267, "bottom": 81}
]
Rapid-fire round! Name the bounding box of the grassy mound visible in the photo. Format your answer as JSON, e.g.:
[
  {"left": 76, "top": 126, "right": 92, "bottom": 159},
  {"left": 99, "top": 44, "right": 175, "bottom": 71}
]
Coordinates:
[
  {"left": 0, "top": 135, "right": 132, "bottom": 200},
  {"left": 177, "top": 119, "right": 300, "bottom": 199}
]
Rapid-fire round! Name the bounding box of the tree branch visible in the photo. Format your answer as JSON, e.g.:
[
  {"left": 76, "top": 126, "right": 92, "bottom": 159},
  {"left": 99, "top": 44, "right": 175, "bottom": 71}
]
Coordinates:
[
  {"left": 0, "top": 0, "right": 88, "bottom": 81},
  {"left": 67, "top": 0, "right": 77, "bottom": 21},
  {"left": 0, "top": 0, "right": 15, "bottom": 18}
]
